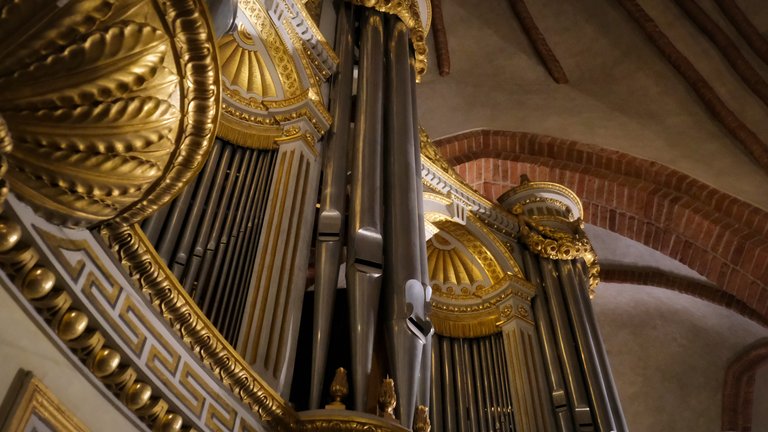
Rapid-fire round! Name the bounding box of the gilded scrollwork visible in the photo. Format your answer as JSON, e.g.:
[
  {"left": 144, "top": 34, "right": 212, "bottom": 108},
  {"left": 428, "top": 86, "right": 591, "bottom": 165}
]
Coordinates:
[{"left": 0, "top": 0, "right": 219, "bottom": 228}]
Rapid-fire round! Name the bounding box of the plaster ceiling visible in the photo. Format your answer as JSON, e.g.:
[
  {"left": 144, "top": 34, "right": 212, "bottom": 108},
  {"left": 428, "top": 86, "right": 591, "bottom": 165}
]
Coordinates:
[{"left": 416, "top": 0, "right": 768, "bottom": 210}]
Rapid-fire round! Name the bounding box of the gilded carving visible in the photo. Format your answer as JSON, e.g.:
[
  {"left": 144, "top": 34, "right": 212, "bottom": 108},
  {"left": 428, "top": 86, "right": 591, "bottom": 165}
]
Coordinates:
[
  {"left": 101, "top": 223, "right": 298, "bottom": 431},
  {"left": 218, "top": 0, "right": 332, "bottom": 148},
  {"left": 0, "top": 208, "right": 186, "bottom": 431},
  {"left": 0, "top": 0, "right": 220, "bottom": 227},
  {"left": 347, "top": 0, "right": 428, "bottom": 79},
  {"left": 378, "top": 377, "right": 397, "bottom": 420},
  {"left": 327, "top": 367, "right": 349, "bottom": 409},
  {"left": 513, "top": 204, "right": 593, "bottom": 261},
  {"left": 298, "top": 410, "right": 409, "bottom": 432}
]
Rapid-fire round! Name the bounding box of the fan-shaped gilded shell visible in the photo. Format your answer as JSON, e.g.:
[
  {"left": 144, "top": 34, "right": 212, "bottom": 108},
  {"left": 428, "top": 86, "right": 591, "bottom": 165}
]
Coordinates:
[{"left": 0, "top": 0, "right": 219, "bottom": 227}]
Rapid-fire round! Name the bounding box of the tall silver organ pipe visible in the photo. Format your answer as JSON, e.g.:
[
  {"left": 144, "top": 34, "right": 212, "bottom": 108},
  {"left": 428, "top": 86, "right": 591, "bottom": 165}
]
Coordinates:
[
  {"left": 140, "top": 139, "right": 276, "bottom": 345},
  {"left": 308, "top": 4, "right": 431, "bottom": 427},
  {"left": 346, "top": 7, "right": 385, "bottom": 412},
  {"left": 309, "top": 2, "right": 355, "bottom": 410},
  {"left": 383, "top": 13, "right": 433, "bottom": 428}
]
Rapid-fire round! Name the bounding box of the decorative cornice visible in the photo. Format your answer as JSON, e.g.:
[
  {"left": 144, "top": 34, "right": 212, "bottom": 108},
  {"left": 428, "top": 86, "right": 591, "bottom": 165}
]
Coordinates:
[
  {"left": 297, "top": 409, "right": 410, "bottom": 431},
  {"left": 420, "top": 130, "right": 520, "bottom": 237},
  {"left": 430, "top": 273, "right": 536, "bottom": 338},
  {"left": 101, "top": 223, "right": 298, "bottom": 431},
  {"left": 0, "top": 203, "right": 188, "bottom": 431}
]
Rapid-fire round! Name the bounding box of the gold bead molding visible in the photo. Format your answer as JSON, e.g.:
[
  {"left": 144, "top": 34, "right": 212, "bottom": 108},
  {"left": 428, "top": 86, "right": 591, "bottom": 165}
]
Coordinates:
[
  {"left": 101, "top": 223, "right": 298, "bottom": 431},
  {"left": 0, "top": 211, "right": 188, "bottom": 431},
  {"left": 0, "top": 0, "right": 220, "bottom": 227}
]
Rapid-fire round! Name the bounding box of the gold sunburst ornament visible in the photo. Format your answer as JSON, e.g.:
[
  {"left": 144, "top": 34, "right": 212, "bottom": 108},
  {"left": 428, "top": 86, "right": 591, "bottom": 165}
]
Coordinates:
[{"left": 0, "top": 0, "right": 220, "bottom": 227}]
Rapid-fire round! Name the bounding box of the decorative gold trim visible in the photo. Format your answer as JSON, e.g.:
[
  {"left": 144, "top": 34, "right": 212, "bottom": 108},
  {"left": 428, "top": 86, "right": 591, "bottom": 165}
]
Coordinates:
[
  {"left": 101, "top": 223, "right": 298, "bottom": 431},
  {"left": 420, "top": 129, "right": 518, "bottom": 237},
  {"left": 499, "top": 181, "right": 584, "bottom": 219},
  {"left": 0, "top": 210, "right": 185, "bottom": 431},
  {"left": 347, "top": 0, "right": 428, "bottom": 79},
  {"left": 0, "top": 0, "right": 220, "bottom": 228},
  {"left": 429, "top": 273, "right": 536, "bottom": 338},
  {"left": 297, "top": 410, "right": 409, "bottom": 432},
  {"left": 1, "top": 370, "right": 88, "bottom": 432}
]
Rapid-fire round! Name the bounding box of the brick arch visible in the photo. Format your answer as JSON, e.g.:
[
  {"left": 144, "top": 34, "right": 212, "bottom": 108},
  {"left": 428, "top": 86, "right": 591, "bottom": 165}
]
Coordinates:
[
  {"left": 433, "top": 129, "right": 768, "bottom": 320},
  {"left": 722, "top": 338, "right": 768, "bottom": 432}
]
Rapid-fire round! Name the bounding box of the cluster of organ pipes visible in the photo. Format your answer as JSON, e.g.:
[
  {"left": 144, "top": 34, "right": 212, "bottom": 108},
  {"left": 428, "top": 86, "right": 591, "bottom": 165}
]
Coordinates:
[
  {"left": 310, "top": 3, "right": 433, "bottom": 428},
  {"left": 431, "top": 334, "right": 516, "bottom": 432},
  {"left": 141, "top": 140, "right": 276, "bottom": 345}
]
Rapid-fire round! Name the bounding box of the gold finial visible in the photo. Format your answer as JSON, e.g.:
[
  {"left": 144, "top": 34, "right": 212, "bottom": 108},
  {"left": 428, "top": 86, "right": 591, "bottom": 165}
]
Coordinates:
[
  {"left": 414, "top": 405, "right": 431, "bottom": 432},
  {"left": 377, "top": 377, "right": 396, "bottom": 420},
  {"left": 325, "top": 367, "right": 348, "bottom": 409}
]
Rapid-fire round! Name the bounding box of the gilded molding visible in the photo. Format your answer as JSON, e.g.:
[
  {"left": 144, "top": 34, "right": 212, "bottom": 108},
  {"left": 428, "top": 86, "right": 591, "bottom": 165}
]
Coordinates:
[
  {"left": 430, "top": 273, "right": 536, "bottom": 338},
  {"left": 2, "top": 371, "right": 88, "bottom": 432},
  {"left": 420, "top": 129, "right": 520, "bottom": 237},
  {"left": 0, "top": 207, "right": 187, "bottom": 431},
  {"left": 219, "top": 0, "right": 332, "bottom": 149},
  {"left": 101, "top": 223, "right": 298, "bottom": 431},
  {"left": 297, "top": 410, "right": 409, "bottom": 432},
  {"left": 347, "top": 0, "right": 429, "bottom": 79},
  {"left": 0, "top": 0, "right": 220, "bottom": 227}
]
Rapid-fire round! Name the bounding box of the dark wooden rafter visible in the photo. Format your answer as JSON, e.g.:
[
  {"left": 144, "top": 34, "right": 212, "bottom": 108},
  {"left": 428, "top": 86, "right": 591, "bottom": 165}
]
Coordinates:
[
  {"left": 430, "top": 0, "right": 451, "bottom": 76},
  {"left": 615, "top": 0, "right": 768, "bottom": 175},
  {"left": 715, "top": 0, "right": 768, "bottom": 67},
  {"left": 674, "top": 0, "right": 768, "bottom": 108},
  {"left": 507, "top": 0, "right": 568, "bottom": 84}
]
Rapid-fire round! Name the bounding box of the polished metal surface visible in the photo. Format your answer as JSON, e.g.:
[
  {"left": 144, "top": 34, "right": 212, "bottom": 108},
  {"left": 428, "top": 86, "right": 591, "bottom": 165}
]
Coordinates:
[
  {"left": 557, "top": 260, "right": 616, "bottom": 431},
  {"left": 182, "top": 144, "right": 233, "bottom": 294},
  {"left": 430, "top": 334, "right": 444, "bottom": 432},
  {"left": 523, "top": 250, "right": 573, "bottom": 432},
  {"left": 575, "top": 261, "right": 628, "bottom": 432},
  {"left": 171, "top": 142, "right": 224, "bottom": 278},
  {"left": 440, "top": 336, "right": 457, "bottom": 432},
  {"left": 205, "top": 0, "right": 237, "bottom": 37},
  {"left": 539, "top": 258, "right": 593, "bottom": 428},
  {"left": 310, "top": 2, "right": 355, "bottom": 409},
  {"left": 382, "top": 14, "right": 432, "bottom": 428},
  {"left": 347, "top": 8, "right": 385, "bottom": 412}
]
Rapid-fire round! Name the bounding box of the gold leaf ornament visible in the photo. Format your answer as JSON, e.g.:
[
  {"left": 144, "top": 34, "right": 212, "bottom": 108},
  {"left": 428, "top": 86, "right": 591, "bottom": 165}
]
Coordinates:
[{"left": 0, "top": 0, "right": 220, "bottom": 227}]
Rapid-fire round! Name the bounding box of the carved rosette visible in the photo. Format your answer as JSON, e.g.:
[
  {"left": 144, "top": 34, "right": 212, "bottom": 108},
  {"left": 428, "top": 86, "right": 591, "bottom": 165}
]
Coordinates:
[{"left": 0, "top": 0, "right": 220, "bottom": 227}]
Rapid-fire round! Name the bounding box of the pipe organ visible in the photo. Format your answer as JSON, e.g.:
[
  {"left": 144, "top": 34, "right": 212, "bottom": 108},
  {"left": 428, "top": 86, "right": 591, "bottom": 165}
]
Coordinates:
[
  {"left": 0, "top": 0, "right": 629, "bottom": 431},
  {"left": 141, "top": 140, "right": 277, "bottom": 344}
]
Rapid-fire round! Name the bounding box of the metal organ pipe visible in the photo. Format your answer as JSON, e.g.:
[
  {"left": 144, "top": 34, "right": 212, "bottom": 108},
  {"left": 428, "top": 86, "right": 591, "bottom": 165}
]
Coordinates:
[
  {"left": 539, "top": 258, "right": 594, "bottom": 429},
  {"left": 309, "top": 2, "right": 354, "bottom": 409},
  {"left": 557, "top": 260, "right": 616, "bottom": 431},
  {"left": 383, "top": 13, "right": 432, "bottom": 428},
  {"left": 523, "top": 250, "right": 574, "bottom": 432},
  {"left": 347, "top": 7, "right": 385, "bottom": 412},
  {"left": 139, "top": 139, "right": 276, "bottom": 345}
]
